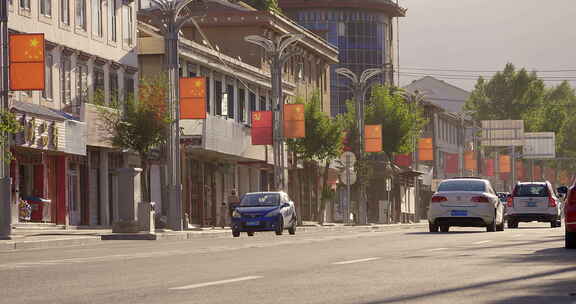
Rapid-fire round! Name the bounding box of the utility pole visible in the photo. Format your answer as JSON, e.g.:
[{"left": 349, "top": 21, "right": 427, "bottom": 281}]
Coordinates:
[
  {"left": 244, "top": 33, "right": 303, "bottom": 191},
  {"left": 335, "top": 67, "right": 384, "bottom": 225},
  {"left": 0, "top": 0, "right": 11, "bottom": 240},
  {"left": 141, "top": 0, "right": 205, "bottom": 231}
]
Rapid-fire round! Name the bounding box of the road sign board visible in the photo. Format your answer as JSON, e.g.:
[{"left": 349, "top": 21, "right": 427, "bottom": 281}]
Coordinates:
[
  {"left": 523, "top": 132, "right": 555, "bottom": 159},
  {"left": 481, "top": 120, "right": 524, "bottom": 147}
]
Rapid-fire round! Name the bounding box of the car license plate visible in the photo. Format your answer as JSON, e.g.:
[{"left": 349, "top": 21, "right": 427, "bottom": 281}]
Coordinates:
[
  {"left": 246, "top": 221, "right": 259, "bottom": 226},
  {"left": 526, "top": 202, "right": 537, "bottom": 207},
  {"left": 451, "top": 210, "right": 467, "bottom": 216}
]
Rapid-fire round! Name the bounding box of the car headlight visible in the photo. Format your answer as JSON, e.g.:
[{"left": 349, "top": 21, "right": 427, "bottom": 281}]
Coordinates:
[
  {"left": 264, "top": 209, "right": 279, "bottom": 218},
  {"left": 232, "top": 210, "right": 241, "bottom": 218}
]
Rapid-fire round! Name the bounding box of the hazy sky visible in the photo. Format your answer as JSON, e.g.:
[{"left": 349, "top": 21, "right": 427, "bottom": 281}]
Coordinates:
[{"left": 398, "top": 0, "right": 576, "bottom": 91}]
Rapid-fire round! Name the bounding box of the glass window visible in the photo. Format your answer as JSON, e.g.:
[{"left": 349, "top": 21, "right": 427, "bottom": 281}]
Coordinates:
[
  {"left": 60, "top": 0, "right": 69, "bottom": 24},
  {"left": 240, "top": 193, "right": 280, "bottom": 207},
  {"left": 92, "top": 0, "right": 103, "bottom": 37},
  {"left": 187, "top": 63, "right": 197, "bottom": 77},
  {"left": 227, "top": 84, "right": 234, "bottom": 119},
  {"left": 124, "top": 75, "right": 134, "bottom": 101},
  {"left": 20, "top": 0, "right": 30, "bottom": 9},
  {"left": 438, "top": 180, "right": 486, "bottom": 192},
  {"left": 214, "top": 79, "right": 222, "bottom": 116},
  {"left": 109, "top": 0, "right": 117, "bottom": 41},
  {"left": 259, "top": 95, "right": 266, "bottom": 111},
  {"left": 93, "top": 66, "right": 104, "bottom": 97},
  {"left": 75, "top": 0, "right": 86, "bottom": 30},
  {"left": 249, "top": 91, "right": 256, "bottom": 124},
  {"left": 40, "top": 0, "right": 51, "bottom": 16},
  {"left": 513, "top": 184, "right": 549, "bottom": 197},
  {"left": 238, "top": 88, "right": 245, "bottom": 123},
  {"left": 76, "top": 61, "right": 88, "bottom": 110},
  {"left": 205, "top": 76, "right": 210, "bottom": 114},
  {"left": 110, "top": 70, "right": 118, "bottom": 102},
  {"left": 122, "top": 3, "right": 133, "bottom": 45},
  {"left": 60, "top": 54, "right": 71, "bottom": 105},
  {"left": 42, "top": 54, "right": 53, "bottom": 100}
]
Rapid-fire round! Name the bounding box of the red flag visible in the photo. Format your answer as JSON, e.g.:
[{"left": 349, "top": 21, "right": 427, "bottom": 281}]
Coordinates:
[
  {"left": 284, "top": 104, "right": 305, "bottom": 138},
  {"left": 444, "top": 153, "right": 459, "bottom": 174},
  {"left": 365, "top": 125, "right": 382, "bottom": 153},
  {"left": 464, "top": 151, "right": 476, "bottom": 171},
  {"left": 251, "top": 111, "right": 273, "bottom": 145},
  {"left": 180, "top": 77, "right": 206, "bottom": 119},
  {"left": 10, "top": 33, "right": 45, "bottom": 91},
  {"left": 516, "top": 161, "right": 525, "bottom": 181},
  {"left": 485, "top": 159, "right": 494, "bottom": 177},
  {"left": 395, "top": 154, "right": 412, "bottom": 167},
  {"left": 418, "top": 138, "right": 433, "bottom": 161},
  {"left": 499, "top": 155, "right": 511, "bottom": 173}
]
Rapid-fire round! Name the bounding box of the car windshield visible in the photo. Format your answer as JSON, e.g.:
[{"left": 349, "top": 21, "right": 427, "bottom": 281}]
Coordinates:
[
  {"left": 239, "top": 193, "right": 281, "bottom": 207},
  {"left": 514, "top": 185, "right": 549, "bottom": 197},
  {"left": 438, "top": 180, "right": 486, "bottom": 192}
]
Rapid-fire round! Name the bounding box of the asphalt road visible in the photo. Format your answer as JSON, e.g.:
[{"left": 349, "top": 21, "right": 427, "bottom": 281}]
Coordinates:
[{"left": 1, "top": 223, "right": 574, "bottom": 304}]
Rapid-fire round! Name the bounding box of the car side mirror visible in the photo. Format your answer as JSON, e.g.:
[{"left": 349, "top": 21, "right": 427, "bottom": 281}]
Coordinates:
[
  {"left": 282, "top": 202, "right": 290, "bottom": 208},
  {"left": 557, "top": 186, "right": 568, "bottom": 194}
]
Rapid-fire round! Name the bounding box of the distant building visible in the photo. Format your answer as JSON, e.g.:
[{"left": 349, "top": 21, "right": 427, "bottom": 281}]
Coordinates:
[
  {"left": 404, "top": 76, "right": 471, "bottom": 113},
  {"left": 279, "top": 0, "right": 406, "bottom": 115}
]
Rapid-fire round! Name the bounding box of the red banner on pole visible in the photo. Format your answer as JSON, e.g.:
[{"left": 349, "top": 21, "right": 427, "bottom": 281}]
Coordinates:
[
  {"left": 533, "top": 165, "right": 542, "bottom": 180},
  {"left": 444, "top": 152, "right": 459, "bottom": 174},
  {"left": 485, "top": 159, "right": 494, "bottom": 177},
  {"left": 499, "top": 155, "right": 511, "bottom": 173},
  {"left": 464, "top": 151, "right": 476, "bottom": 171},
  {"left": 284, "top": 104, "right": 305, "bottom": 138},
  {"left": 251, "top": 111, "right": 273, "bottom": 145},
  {"left": 10, "top": 33, "right": 45, "bottom": 91},
  {"left": 516, "top": 160, "right": 525, "bottom": 181},
  {"left": 418, "top": 138, "right": 433, "bottom": 161},
  {"left": 394, "top": 154, "right": 412, "bottom": 167},
  {"left": 180, "top": 77, "right": 207, "bottom": 119},
  {"left": 365, "top": 125, "right": 382, "bottom": 153}
]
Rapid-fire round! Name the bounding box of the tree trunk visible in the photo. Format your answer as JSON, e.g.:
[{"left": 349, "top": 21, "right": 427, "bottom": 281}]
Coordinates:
[
  {"left": 140, "top": 156, "right": 150, "bottom": 203},
  {"left": 317, "top": 159, "right": 331, "bottom": 224}
]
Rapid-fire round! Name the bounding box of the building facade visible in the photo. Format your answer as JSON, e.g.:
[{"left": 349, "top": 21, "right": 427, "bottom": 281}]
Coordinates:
[
  {"left": 8, "top": 0, "right": 138, "bottom": 227},
  {"left": 279, "top": 0, "right": 406, "bottom": 115}
]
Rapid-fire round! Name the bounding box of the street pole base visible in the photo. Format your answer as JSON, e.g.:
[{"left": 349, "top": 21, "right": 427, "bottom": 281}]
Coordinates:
[
  {"left": 0, "top": 177, "right": 12, "bottom": 239},
  {"left": 167, "top": 187, "right": 183, "bottom": 231}
]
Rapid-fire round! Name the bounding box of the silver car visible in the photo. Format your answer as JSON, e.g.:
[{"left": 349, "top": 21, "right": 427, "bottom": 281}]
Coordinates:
[
  {"left": 506, "top": 182, "right": 562, "bottom": 228},
  {"left": 428, "top": 178, "right": 505, "bottom": 232}
]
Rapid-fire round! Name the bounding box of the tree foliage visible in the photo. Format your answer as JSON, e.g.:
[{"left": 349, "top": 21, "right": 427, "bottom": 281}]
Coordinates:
[
  {"left": 0, "top": 110, "right": 22, "bottom": 162},
  {"left": 97, "top": 76, "right": 171, "bottom": 201}
]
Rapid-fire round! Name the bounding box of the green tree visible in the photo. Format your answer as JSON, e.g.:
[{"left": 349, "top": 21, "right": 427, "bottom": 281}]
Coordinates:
[
  {"left": 464, "top": 63, "right": 546, "bottom": 122},
  {"left": 98, "top": 77, "right": 170, "bottom": 202},
  {"left": 287, "top": 93, "right": 344, "bottom": 224},
  {"left": 0, "top": 110, "right": 22, "bottom": 162}
]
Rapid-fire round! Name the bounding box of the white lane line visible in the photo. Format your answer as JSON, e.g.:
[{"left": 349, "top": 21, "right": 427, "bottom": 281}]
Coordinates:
[
  {"left": 473, "top": 240, "right": 492, "bottom": 245},
  {"left": 170, "top": 276, "right": 263, "bottom": 290},
  {"left": 332, "top": 257, "right": 381, "bottom": 265},
  {"left": 425, "top": 248, "right": 448, "bottom": 252},
  {"left": 513, "top": 234, "right": 524, "bottom": 237}
]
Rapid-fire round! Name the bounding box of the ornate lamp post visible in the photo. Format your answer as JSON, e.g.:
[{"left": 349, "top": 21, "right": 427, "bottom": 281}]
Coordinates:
[
  {"left": 140, "top": 0, "right": 205, "bottom": 230},
  {"left": 244, "top": 33, "right": 302, "bottom": 191},
  {"left": 335, "top": 67, "right": 383, "bottom": 225}
]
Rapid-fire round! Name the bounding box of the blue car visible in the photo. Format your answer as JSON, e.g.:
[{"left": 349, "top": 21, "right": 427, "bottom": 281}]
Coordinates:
[{"left": 231, "top": 192, "right": 297, "bottom": 237}]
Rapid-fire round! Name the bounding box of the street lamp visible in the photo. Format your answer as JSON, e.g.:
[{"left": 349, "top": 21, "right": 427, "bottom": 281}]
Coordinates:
[
  {"left": 0, "top": 0, "right": 10, "bottom": 239},
  {"left": 140, "top": 0, "right": 205, "bottom": 231},
  {"left": 244, "top": 33, "right": 303, "bottom": 191},
  {"left": 335, "top": 67, "right": 383, "bottom": 225}
]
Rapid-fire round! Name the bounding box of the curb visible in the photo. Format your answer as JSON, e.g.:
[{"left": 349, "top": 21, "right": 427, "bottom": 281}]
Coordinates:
[{"left": 1, "top": 237, "right": 101, "bottom": 252}]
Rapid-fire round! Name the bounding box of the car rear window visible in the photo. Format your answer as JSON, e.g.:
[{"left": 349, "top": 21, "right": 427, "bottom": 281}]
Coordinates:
[
  {"left": 514, "top": 185, "right": 549, "bottom": 197},
  {"left": 437, "top": 180, "right": 486, "bottom": 192},
  {"left": 240, "top": 193, "right": 281, "bottom": 207}
]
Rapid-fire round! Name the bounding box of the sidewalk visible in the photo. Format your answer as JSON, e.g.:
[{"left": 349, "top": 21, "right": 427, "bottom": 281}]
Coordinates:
[{"left": 0, "top": 221, "right": 427, "bottom": 252}]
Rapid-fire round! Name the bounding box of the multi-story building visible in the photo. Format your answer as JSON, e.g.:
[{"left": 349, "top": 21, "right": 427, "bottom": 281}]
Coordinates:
[
  {"left": 8, "top": 0, "right": 138, "bottom": 227},
  {"left": 137, "top": 1, "right": 338, "bottom": 226},
  {"left": 279, "top": 0, "right": 406, "bottom": 115}
]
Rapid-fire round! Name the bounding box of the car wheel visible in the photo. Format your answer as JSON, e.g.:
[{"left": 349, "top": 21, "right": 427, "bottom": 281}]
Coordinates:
[
  {"left": 232, "top": 230, "right": 240, "bottom": 238},
  {"left": 275, "top": 217, "right": 284, "bottom": 235},
  {"left": 247, "top": 231, "right": 255, "bottom": 237},
  {"left": 557, "top": 220, "right": 562, "bottom": 228},
  {"left": 566, "top": 231, "right": 576, "bottom": 249},
  {"left": 429, "top": 222, "right": 439, "bottom": 233},
  {"left": 508, "top": 220, "right": 518, "bottom": 229},
  {"left": 551, "top": 221, "right": 557, "bottom": 228},
  {"left": 440, "top": 225, "right": 449, "bottom": 233},
  {"left": 497, "top": 220, "right": 505, "bottom": 232},
  {"left": 487, "top": 217, "right": 496, "bottom": 232},
  {"left": 288, "top": 219, "right": 296, "bottom": 235}
]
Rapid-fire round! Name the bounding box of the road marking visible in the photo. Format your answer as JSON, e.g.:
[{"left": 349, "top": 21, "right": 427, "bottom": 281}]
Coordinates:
[
  {"left": 332, "top": 257, "right": 381, "bottom": 265},
  {"left": 169, "top": 276, "right": 263, "bottom": 290},
  {"left": 513, "top": 234, "right": 523, "bottom": 237},
  {"left": 473, "top": 240, "right": 492, "bottom": 245},
  {"left": 425, "top": 248, "right": 448, "bottom": 252}
]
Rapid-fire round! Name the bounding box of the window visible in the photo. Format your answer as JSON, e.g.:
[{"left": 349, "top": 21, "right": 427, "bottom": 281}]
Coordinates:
[
  {"left": 122, "top": 3, "right": 133, "bottom": 45},
  {"left": 214, "top": 79, "right": 222, "bottom": 116},
  {"left": 92, "top": 0, "right": 103, "bottom": 37},
  {"left": 437, "top": 180, "right": 486, "bottom": 192},
  {"left": 75, "top": 0, "right": 86, "bottom": 30},
  {"left": 187, "top": 63, "right": 197, "bottom": 77},
  {"left": 60, "top": 54, "right": 71, "bottom": 105},
  {"left": 259, "top": 95, "right": 266, "bottom": 111},
  {"left": 205, "top": 76, "right": 210, "bottom": 114},
  {"left": 110, "top": 70, "right": 118, "bottom": 102},
  {"left": 60, "top": 0, "right": 69, "bottom": 24},
  {"left": 124, "top": 75, "right": 134, "bottom": 101},
  {"left": 76, "top": 62, "right": 88, "bottom": 107},
  {"left": 249, "top": 91, "right": 256, "bottom": 124},
  {"left": 93, "top": 66, "right": 104, "bottom": 99},
  {"left": 42, "top": 54, "right": 53, "bottom": 100},
  {"left": 227, "top": 84, "right": 234, "bottom": 119},
  {"left": 40, "top": 0, "right": 51, "bottom": 16},
  {"left": 109, "top": 0, "right": 117, "bottom": 41},
  {"left": 238, "top": 88, "right": 245, "bottom": 123},
  {"left": 20, "top": 0, "right": 30, "bottom": 9}
]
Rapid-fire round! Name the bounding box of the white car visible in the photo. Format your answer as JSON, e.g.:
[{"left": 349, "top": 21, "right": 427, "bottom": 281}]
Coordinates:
[
  {"left": 428, "top": 178, "right": 505, "bottom": 232},
  {"left": 506, "top": 182, "right": 562, "bottom": 228}
]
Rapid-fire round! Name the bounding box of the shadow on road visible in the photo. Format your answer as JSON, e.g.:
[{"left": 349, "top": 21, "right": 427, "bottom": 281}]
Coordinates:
[
  {"left": 404, "top": 231, "right": 485, "bottom": 235},
  {"left": 359, "top": 266, "right": 576, "bottom": 304}
]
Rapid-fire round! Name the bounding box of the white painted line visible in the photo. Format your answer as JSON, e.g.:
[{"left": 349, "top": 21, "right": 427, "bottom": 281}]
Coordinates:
[
  {"left": 473, "top": 240, "right": 492, "bottom": 245},
  {"left": 332, "top": 257, "right": 381, "bottom": 265},
  {"left": 425, "top": 248, "right": 448, "bottom": 252},
  {"left": 513, "top": 234, "right": 523, "bottom": 237},
  {"left": 169, "top": 276, "right": 263, "bottom": 290}
]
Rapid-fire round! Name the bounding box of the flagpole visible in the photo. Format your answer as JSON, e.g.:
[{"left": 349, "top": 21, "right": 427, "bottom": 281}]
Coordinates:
[{"left": 0, "top": 0, "right": 12, "bottom": 240}]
